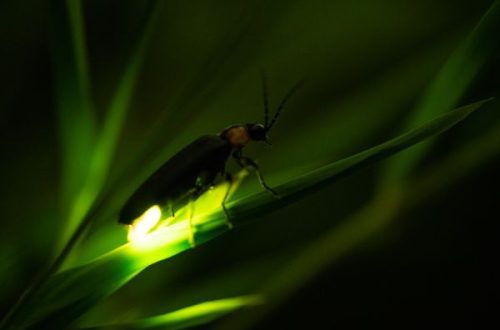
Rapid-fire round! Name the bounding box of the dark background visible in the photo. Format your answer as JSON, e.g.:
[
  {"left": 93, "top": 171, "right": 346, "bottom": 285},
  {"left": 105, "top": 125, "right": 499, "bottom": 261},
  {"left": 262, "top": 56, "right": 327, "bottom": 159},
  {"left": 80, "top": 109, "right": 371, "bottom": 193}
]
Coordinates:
[{"left": 1, "top": 0, "right": 498, "bottom": 328}]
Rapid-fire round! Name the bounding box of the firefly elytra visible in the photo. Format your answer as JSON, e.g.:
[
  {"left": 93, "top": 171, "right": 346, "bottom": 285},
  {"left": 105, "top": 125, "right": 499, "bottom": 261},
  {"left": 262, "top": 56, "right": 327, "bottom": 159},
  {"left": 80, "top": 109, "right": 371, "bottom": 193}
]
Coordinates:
[{"left": 119, "top": 76, "right": 302, "bottom": 245}]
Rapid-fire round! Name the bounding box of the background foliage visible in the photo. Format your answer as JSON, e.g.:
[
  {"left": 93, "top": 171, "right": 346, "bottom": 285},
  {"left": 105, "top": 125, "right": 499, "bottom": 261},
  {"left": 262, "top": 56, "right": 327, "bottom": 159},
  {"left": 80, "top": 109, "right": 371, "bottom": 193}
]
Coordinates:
[{"left": 0, "top": 0, "right": 498, "bottom": 328}]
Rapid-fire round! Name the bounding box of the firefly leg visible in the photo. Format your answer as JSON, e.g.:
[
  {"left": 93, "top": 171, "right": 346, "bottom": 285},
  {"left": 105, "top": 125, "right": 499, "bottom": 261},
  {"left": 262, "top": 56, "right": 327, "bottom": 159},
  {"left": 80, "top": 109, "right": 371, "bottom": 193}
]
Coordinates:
[
  {"left": 188, "top": 196, "right": 196, "bottom": 247},
  {"left": 187, "top": 180, "right": 208, "bottom": 248},
  {"left": 221, "top": 172, "right": 234, "bottom": 229},
  {"left": 168, "top": 200, "right": 175, "bottom": 218},
  {"left": 233, "top": 152, "right": 279, "bottom": 197}
]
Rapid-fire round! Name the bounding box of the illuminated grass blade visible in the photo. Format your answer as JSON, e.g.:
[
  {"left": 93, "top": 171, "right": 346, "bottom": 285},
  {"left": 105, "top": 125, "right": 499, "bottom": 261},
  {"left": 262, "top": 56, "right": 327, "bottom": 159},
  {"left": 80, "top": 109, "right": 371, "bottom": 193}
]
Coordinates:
[
  {"left": 383, "top": 0, "right": 500, "bottom": 181},
  {"left": 1, "top": 99, "right": 487, "bottom": 329},
  {"left": 81, "top": 295, "right": 264, "bottom": 329},
  {"left": 89, "top": 0, "right": 161, "bottom": 195},
  {"left": 60, "top": 0, "right": 161, "bottom": 245},
  {"left": 50, "top": 0, "right": 96, "bottom": 241}
]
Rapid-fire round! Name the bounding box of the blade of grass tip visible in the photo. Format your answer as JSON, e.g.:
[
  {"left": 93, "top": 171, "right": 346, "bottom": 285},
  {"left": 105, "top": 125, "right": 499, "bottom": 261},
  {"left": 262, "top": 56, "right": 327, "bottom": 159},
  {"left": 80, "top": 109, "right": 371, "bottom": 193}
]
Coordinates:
[
  {"left": 1, "top": 100, "right": 485, "bottom": 329},
  {"left": 80, "top": 295, "right": 265, "bottom": 330},
  {"left": 57, "top": 0, "right": 162, "bottom": 265},
  {"left": 383, "top": 0, "right": 500, "bottom": 182},
  {"left": 89, "top": 0, "right": 161, "bottom": 190},
  {"left": 0, "top": 0, "right": 95, "bottom": 328},
  {"left": 226, "top": 99, "right": 491, "bottom": 222},
  {"left": 268, "top": 36, "right": 462, "bottom": 169},
  {"left": 59, "top": 0, "right": 162, "bottom": 249},
  {"left": 51, "top": 0, "right": 96, "bottom": 247}
]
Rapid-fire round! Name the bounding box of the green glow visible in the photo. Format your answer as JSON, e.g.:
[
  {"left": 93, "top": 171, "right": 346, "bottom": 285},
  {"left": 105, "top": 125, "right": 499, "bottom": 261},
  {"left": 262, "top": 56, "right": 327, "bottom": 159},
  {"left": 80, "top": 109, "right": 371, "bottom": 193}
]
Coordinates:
[
  {"left": 139, "top": 295, "right": 264, "bottom": 328},
  {"left": 126, "top": 171, "right": 248, "bottom": 265}
]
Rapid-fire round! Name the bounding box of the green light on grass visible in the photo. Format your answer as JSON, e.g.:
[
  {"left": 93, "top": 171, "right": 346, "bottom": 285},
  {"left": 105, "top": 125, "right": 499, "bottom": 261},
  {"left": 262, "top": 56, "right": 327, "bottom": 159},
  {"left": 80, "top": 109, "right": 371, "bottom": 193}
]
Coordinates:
[
  {"left": 126, "top": 171, "right": 248, "bottom": 256},
  {"left": 139, "top": 295, "right": 264, "bottom": 328}
]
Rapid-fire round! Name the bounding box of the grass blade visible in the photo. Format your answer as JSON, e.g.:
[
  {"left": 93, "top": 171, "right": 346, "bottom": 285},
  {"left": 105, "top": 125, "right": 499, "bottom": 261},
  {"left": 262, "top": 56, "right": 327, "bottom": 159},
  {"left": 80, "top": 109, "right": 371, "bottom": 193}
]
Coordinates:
[
  {"left": 228, "top": 99, "right": 490, "bottom": 221},
  {"left": 89, "top": 0, "right": 161, "bottom": 195},
  {"left": 2, "top": 99, "right": 487, "bottom": 329},
  {"left": 383, "top": 0, "right": 500, "bottom": 181},
  {"left": 59, "top": 0, "right": 161, "bottom": 246},
  {"left": 0, "top": 1, "right": 96, "bottom": 327},
  {"left": 81, "top": 295, "right": 264, "bottom": 330},
  {"left": 50, "top": 0, "right": 96, "bottom": 243}
]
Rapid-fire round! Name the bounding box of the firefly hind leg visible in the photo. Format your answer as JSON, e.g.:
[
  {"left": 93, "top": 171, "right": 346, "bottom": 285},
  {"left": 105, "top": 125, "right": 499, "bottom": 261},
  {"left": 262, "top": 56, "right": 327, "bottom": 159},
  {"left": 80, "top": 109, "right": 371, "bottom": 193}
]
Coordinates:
[
  {"left": 233, "top": 151, "right": 279, "bottom": 197},
  {"left": 187, "top": 177, "right": 211, "bottom": 247},
  {"left": 221, "top": 172, "right": 234, "bottom": 229}
]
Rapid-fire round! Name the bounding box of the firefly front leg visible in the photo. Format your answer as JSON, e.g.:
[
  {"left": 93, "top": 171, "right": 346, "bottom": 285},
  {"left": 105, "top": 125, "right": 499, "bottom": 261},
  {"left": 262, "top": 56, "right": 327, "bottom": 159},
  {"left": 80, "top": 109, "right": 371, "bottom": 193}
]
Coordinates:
[{"left": 233, "top": 151, "right": 279, "bottom": 197}]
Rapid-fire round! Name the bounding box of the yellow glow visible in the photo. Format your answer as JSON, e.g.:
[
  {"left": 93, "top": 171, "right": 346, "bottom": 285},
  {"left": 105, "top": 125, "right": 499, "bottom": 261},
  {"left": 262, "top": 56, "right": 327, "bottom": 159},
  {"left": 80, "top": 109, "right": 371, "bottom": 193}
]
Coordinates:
[
  {"left": 127, "top": 205, "right": 162, "bottom": 243},
  {"left": 126, "top": 170, "right": 248, "bottom": 254}
]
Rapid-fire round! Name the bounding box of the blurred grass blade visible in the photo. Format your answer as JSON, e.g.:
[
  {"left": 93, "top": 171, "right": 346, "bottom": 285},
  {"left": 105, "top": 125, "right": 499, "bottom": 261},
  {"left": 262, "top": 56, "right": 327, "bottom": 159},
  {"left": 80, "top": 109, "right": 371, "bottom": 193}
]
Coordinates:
[
  {"left": 410, "top": 111, "right": 500, "bottom": 205},
  {"left": 59, "top": 0, "right": 160, "bottom": 246},
  {"left": 88, "top": 0, "right": 161, "bottom": 196},
  {"left": 2, "top": 99, "right": 486, "bottom": 329},
  {"left": 383, "top": 0, "right": 500, "bottom": 181},
  {"left": 50, "top": 0, "right": 96, "bottom": 237},
  {"left": 81, "top": 295, "right": 264, "bottom": 330}
]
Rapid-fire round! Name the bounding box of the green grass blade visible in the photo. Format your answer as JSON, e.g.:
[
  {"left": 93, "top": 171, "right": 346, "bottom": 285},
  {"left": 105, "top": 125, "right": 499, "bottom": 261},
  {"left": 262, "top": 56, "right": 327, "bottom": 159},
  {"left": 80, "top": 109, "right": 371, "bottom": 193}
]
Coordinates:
[
  {"left": 383, "top": 0, "right": 500, "bottom": 182},
  {"left": 89, "top": 0, "right": 160, "bottom": 192},
  {"left": 2, "top": 99, "right": 487, "bottom": 329},
  {"left": 80, "top": 295, "right": 264, "bottom": 330},
  {"left": 3, "top": 1, "right": 96, "bottom": 326},
  {"left": 228, "top": 99, "right": 490, "bottom": 221},
  {"left": 59, "top": 0, "right": 160, "bottom": 246},
  {"left": 50, "top": 0, "right": 96, "bottom": 238}
]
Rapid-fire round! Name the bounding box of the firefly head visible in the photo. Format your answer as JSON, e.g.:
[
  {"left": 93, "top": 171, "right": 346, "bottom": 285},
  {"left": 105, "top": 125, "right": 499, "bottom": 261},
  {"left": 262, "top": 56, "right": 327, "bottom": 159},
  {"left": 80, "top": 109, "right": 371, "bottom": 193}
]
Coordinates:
[
  {"left": 221, "top": 124, "right": 269, "bottom": 147},
  {"left": 246, "top": 123, "right": 270, "bottom": 143},
  {"left": 222, "top": 74, "right": 302, "bottom": 148}
]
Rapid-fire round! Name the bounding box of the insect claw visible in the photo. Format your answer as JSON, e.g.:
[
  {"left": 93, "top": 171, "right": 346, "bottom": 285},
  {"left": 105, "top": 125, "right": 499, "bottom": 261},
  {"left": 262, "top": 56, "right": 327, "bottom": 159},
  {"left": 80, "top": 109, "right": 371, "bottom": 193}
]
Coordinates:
[{"left": 262, "top": 183, "right": 280, "bottom": 198}]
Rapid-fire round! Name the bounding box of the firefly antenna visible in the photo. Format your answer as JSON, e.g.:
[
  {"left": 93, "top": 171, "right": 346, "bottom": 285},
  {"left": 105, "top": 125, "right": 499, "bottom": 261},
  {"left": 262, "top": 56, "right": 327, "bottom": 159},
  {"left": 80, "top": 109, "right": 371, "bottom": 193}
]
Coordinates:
[{"left": 267, "top": 79, "right": 303, "bottom": 131}]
